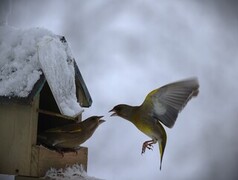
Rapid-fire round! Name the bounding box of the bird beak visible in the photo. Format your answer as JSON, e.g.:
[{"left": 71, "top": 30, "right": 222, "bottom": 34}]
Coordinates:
[
  {"left": 99, "top": 119, "right": 106, "bottom": 124},
  {"left": 98, "top": 116, "right": 105, "bottom": 124},
  {"left": 109, "top": 109, "right": 117, "bottom": 116}
]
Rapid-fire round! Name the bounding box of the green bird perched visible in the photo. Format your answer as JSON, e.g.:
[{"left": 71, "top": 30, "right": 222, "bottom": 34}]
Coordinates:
[
  {"left": 109, "top": 78, "right": 199, "bottom": 170},
  {"left": 38, "top": 116, "right": 105, "bottom": 154}
]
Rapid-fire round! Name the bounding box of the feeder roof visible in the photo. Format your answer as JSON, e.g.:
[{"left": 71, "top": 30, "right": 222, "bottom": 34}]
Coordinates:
[{"left": 0, "top": 26, "right": 92, "bottom": 116}]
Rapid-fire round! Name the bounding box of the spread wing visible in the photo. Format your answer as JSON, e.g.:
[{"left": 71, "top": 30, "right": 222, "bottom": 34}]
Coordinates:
[{"left": 142, "top": 77, "right": 199, "bottom": 128}]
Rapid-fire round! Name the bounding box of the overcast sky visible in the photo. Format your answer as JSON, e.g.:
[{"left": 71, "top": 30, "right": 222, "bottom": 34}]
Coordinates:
[{"left": 1, "top": 0, "right": 238, "bottom": 179}]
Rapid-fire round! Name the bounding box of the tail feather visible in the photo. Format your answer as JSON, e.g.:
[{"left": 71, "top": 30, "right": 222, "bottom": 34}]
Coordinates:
[{"left": 158, "top": 136, "right": 167, "bottom": 170}]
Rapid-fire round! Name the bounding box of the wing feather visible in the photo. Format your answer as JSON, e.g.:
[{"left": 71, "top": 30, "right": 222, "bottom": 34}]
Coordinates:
[
  {"left": 46, "top": 123, "right": 82, "bottom": 133},
  {"left": 143, "top": 77, "right": 199, "bottom": 128}
]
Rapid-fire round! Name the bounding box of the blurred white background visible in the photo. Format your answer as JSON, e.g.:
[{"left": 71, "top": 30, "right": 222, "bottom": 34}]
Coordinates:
[{"left": 1, "top": 0, "right": 238, "bottom": 179}]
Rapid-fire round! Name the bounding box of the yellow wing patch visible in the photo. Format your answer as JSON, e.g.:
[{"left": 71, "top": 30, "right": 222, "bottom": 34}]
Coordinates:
[
  {"left": 67, "top": 129, "right": 82, "bottom": 133},
  {"left": 46, "top": 128, "right": 82, "bottom": 133},
  {"left": 145, "top": 89, "right": 159, "bottom": 100}
]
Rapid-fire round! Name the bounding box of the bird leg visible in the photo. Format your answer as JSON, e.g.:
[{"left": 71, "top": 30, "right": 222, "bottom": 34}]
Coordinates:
[{"left": 141, "top": 140, "right": 156, "bottom": 154}]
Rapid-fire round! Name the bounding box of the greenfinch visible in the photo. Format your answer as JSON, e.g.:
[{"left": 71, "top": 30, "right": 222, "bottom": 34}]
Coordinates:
[
  {"left": 38, "top": 116, "right": 105, "bottom": 154},
  {"left": 109, "top": 78, "right": 199, "bottom": 170}
]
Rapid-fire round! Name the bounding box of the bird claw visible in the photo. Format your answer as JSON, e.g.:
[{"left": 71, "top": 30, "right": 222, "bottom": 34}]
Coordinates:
[
  {"left": 54, "top": 147, "right": 79, "bottom": 157},
  {"left": 141, "top": 140, "right": 155, "bottom": 154},
  {"left": 55, "top": 148, "right": 64, "bottom": 157}
]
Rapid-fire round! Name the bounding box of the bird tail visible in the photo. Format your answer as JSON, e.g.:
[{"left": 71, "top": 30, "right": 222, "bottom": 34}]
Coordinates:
[{"left": 158, "top": 135, "right": 167, "bottom": 170}]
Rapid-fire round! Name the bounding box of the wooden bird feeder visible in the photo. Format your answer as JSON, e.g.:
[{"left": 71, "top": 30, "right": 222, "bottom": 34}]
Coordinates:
[{"left": 0, "top": 30, "right": 92, "bottom": 179}]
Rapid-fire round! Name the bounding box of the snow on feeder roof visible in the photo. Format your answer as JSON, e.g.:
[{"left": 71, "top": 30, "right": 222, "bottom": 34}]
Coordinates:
[{"left": 0, "top": 26, "right": 92, "bottom": 117}]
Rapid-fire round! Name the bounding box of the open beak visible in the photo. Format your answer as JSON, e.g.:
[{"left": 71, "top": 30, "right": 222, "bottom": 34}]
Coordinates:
[
  {"left": 99, "top": 119, "right": 106, "bottom": 124},
  {"left": 98, "top": 116, "right": 105, "bottom": 124},
  {"left": 109, "top": 109, "right": 117, "bottom": 116}
]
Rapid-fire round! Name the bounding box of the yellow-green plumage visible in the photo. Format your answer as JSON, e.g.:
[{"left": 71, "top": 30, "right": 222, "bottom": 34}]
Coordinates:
[{"left": 110, "top": 77, "right": 199, "bottom": 170}]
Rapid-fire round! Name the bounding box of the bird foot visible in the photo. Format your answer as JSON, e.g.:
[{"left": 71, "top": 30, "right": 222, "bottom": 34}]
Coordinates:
[
  {"left": 58, "top": 148, "right": 78, "bottom": 156},
  {"left": 55, "top": 149, "right": 64, "bottom": 157},
  {"left": 141, "top": 140, "right": 155, "bottom": 154}
]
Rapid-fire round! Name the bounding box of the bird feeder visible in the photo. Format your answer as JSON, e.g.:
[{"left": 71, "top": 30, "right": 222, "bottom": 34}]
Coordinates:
[{"left": 0, "top": 26, "right": 92, "bottom": 179}]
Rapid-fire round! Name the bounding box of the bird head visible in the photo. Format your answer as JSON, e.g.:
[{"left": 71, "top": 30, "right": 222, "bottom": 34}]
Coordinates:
[
  {"left": 109, "top": 104, "right": 137, "bottom": 121},
  {"left": 109, "top": 104, "right": 125, "bottom": 117},
  {"left": 84, "top": 116, "right": 105, "bottom": 130},
  {"left": 92, "top": 116, "right": 105, "bottom": 125}
]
